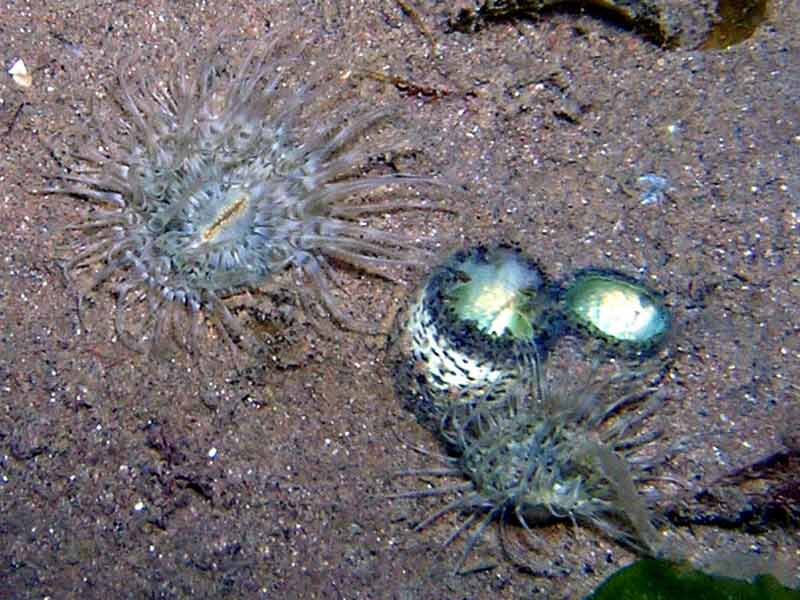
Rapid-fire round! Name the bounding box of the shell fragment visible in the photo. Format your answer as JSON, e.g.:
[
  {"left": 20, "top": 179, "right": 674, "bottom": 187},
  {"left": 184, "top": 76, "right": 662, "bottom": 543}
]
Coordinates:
[{"left": 9, "top": 59, "right": 32, "bottom": 88}]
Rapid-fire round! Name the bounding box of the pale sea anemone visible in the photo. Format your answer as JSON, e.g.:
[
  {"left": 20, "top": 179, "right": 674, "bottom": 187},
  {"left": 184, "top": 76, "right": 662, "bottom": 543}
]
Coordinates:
[
  {"left": 393, "top": 356, "right": 672, "bottom": 574},
  {"left": 560, "top": 269, "right": 671, "bottom": 357},
  {"left": 47, "top": 33, "right": 439, "bottom": 353},
  {"left": 387, "top": 244, "right": 557, "bottom": 433}
]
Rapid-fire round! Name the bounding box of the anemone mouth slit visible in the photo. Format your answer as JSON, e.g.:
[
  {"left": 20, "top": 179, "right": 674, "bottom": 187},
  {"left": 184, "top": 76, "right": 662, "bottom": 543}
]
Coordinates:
[{"left": 49, "top": 33, "right": 444, "bottom": 354}]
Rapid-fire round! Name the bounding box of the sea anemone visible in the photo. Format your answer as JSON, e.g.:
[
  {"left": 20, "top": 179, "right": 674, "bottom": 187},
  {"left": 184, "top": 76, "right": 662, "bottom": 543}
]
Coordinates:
[
  {"left": 392, "top": 356, "right": 671, "bottom": 574},
  {"left": 47, "top": 33, "right": 439, "bottom": 353},
  {"left": 559, "top": 269, "right": 671, "bottom": 357},
  {"left": 387, "top": 243, "right": 558, "bottom": 432}
]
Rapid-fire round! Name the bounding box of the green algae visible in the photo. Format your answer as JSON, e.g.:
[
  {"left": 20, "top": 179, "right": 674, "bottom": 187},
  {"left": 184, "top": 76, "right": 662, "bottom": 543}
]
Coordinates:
[
  {"left": 451, "top": 0, "right": 769, "bottom": 49},
  {"left": 587, "top": 559, "right": 800, "bottom": 600},
  {"left": 701, "top": 0, "right": 769, "bottom": 49}
]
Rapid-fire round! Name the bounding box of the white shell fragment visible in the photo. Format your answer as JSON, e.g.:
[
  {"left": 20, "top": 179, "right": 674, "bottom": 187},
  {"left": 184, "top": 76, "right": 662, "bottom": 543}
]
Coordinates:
[
  {"left": 638, "top": 173, "right": 668, "bottom": 205},
  {"left": 8, "top": 59, "right": 32, "bottom": 88}
]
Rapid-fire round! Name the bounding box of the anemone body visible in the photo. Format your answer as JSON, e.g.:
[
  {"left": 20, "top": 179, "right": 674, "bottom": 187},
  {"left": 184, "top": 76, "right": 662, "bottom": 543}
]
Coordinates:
[
  {"left": 394, "top": 360, "right": 667, "bottom": 573},
  {"left": 388, "top": 244, "right": 556, "bottom": 431},
  {"left": 53, "top": 36, "right": 434, "bottom": 352}
]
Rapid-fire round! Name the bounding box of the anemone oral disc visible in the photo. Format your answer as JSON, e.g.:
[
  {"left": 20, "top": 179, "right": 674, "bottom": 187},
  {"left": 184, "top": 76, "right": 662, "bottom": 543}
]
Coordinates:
[{"left": 562, "top": 271, "right": 670, "bottom": 353}]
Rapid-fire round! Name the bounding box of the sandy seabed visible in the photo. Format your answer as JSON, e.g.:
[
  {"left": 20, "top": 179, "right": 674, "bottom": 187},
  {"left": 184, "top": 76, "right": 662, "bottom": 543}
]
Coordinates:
[{"left": 1, "top": 1, "right": 798, "bottom": 598}]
